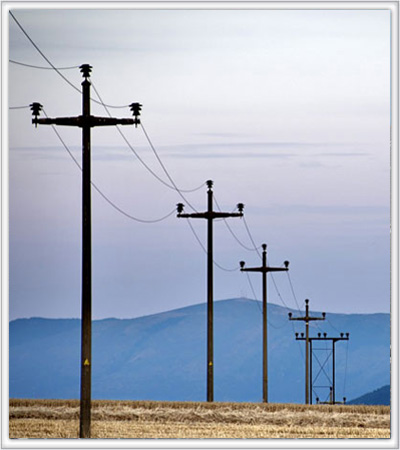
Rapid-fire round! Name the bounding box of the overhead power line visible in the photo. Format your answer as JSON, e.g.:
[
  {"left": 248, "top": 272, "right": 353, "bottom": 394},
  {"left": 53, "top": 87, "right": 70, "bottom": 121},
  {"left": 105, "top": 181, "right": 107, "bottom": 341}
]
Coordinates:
[
  {"left": 214, "top": 194, "right": 262, "bottom": 252},
  {"left": 9, "top": 105, "right": 30, "bottom": 110},
  {"left": 141, "top": 123, "right": 204, "bottom": 194},
  {"left": 9, "top": 12, "right": 129, "bottom": 109},
  {"left": 185, "top": 218, "right": 239, "bottom": 272},
  {"left": 42, "top": 108, "right": 176, "bottom": 224},
  {"left": 10, "top": 59, "right": 79, "bottom": 70},
  {"left": 90, "top": 80, "right": 201, "bottom": 212}
]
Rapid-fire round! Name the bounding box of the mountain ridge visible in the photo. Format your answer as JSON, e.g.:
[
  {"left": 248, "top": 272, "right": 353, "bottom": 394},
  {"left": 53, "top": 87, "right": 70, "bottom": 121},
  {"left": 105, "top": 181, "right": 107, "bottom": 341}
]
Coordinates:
[{"left": 9, "top": 298, "right": 390, "bottom": 404}]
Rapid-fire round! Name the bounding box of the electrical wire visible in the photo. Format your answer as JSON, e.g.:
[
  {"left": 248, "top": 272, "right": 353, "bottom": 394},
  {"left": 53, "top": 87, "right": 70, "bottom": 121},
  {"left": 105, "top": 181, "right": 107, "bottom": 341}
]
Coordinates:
[
  {"left": 290, "top": 320, "right": 305, "bottom": 361},
  {"left": 326, "top": 316, "right": 342, "bottom": 334},
  {"left": 242, "top": 216, "right": 263, "bottom": 258},
  {"left": 90, "top": 80, "right": 200, "bottom": 212},
  {"left": 241, "top": 214, "right": 293, "bottom": 312},
  {"left": 286, "top": 271, "right": 302, "bottom": 313},
  {"left": 9, "top": 12, "right": 129, "bottom": 109},
  {"left": 9, "top": 12, "right": 82, "bottom": 94},
  {"left": 214, "top": 195, "right": 261, "bottom": 252},
  {"left": 141, "top": 123, "right": 204, "bottom": 194},
  {"left": 244, "top": 271, "right": 288, "bottom": 329},
  {"left": 9, "top": 105, "right": 30, "bottom": 109},
  {"left": 185, "top": 219, "right": 239, "bottom": 272},
  {"left": 244, "top": 272, "right": 263, "bottom": 314},
  {"left": 42, "top": 109, "right": 176, "bottom": 223},
  {"left": 270, "top": 273, "right": 291, "bottom": 309},
  {"left": 10, "top": 59, "right": 79, "bottom": 70}
]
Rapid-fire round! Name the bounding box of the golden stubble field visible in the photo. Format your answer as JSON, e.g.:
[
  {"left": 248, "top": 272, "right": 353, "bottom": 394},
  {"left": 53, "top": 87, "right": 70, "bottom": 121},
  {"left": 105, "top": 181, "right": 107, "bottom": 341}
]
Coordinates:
[{"left": 9, "top": 398, "right": 390, "bottom": 439}]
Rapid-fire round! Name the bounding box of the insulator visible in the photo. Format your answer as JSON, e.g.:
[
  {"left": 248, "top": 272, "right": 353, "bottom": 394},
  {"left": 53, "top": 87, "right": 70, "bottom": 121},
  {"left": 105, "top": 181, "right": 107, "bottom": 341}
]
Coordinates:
[
  {"left": 30, "top": 102, "right": 42, "bottom": 117},
  {"left": 79, "top": 64, "right": 92, "bottom": 78},
  {"left": 129, "top": 102, "right": 142, "bottom": 117}
]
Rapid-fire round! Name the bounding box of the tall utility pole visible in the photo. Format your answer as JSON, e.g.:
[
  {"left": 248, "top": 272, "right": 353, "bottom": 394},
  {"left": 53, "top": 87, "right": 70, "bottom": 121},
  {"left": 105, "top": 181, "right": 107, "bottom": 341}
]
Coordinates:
[
  {"left": 295, "top": 332, "right": 349, "bottom": 404},
  {"left": 31, "top": 64, "right": 140, "bottom": 438},
  {"left": 239, "top": 244, "right": 289, "bottom": 403},
  {"left": 177, "top": 180, "right": 244, "bottom": 402},
  {"left": 288, "top": 299, "right": 325, "bottom": 404}
]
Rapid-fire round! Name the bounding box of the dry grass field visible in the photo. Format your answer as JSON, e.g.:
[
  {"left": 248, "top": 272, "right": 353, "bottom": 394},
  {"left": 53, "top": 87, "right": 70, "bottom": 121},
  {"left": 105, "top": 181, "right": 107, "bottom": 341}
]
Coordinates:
[{"left": 9, "top": 398, "right": 390, "bottom": 439}]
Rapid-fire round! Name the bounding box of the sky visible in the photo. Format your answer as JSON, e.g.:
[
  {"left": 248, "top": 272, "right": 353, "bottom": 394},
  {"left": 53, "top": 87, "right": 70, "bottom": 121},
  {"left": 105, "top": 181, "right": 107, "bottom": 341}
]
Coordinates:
[{"left": 6, "top": 6, "right": 391, "bottom": 321}]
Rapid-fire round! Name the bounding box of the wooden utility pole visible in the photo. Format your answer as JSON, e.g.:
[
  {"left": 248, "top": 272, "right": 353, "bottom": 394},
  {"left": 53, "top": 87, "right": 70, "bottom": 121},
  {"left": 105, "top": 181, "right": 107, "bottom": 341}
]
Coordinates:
[
  {"left": 295, "top": 332, "right": 349, "bottom": 404},
  {"left": 177, "top": 180, "right": 243, "bottom": 402},
  {"left": 31, "top": 64, "right": 139, "bottom": 438},
  {"left": 240, "top": 244, "right": 289, "bottom": 403},
  {"left": 288, "top": 299, "right": 325, "bottom": 404}
]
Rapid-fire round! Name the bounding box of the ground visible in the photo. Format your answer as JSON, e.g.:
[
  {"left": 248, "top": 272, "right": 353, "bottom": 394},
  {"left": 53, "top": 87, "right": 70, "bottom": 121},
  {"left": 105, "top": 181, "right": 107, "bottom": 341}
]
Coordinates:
[{"left": 9, "top": 399, "right": 390, "bottom": 439}]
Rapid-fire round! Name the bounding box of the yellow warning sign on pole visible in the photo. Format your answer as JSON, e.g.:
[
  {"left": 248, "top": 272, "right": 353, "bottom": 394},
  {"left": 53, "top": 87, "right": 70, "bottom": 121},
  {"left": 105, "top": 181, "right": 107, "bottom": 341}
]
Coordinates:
[{"left": 83, "top": 359, "right": 90, "bottom": 366}]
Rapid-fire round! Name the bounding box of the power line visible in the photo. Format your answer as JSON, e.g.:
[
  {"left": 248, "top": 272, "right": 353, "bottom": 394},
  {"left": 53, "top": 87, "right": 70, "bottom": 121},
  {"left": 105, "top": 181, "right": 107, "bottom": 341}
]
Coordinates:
[
  {"left": 90, "top": 80, "right": 200, "bottom": 212},
  {"left": 9, "top": 105, "right": 30, "bottom": 109},
  {"left": 185, "top": 218, "right": 239, "bottom": 272},
  {"left": 9, "top": 12, "right": 129, "bottom": 109},
  {"left": 244, "top": 271, "right": 288, "bottom": 330},
  {"left": 286, "top": 271, "right": 302, "bottom": 313},
  {"left": 42, "top": 108, "right": 176, "bottom": 224},
  {"left": 10, "top": 59, "right": 79, "bottom": 70},
  {"left": 214, "top": 195, "right": 261, "bottom": 252},
  {"left": 141, "top": 123, "right": 204, "bottom": 194},
  {"left": 242, "top": 216, "right": 262, "bottom": 258},
  {"left": 9, "top": 11, "right": 82, "bottom": 94},
  {"left": 240, "top": 215, "right": 292, "bottom": 311}
]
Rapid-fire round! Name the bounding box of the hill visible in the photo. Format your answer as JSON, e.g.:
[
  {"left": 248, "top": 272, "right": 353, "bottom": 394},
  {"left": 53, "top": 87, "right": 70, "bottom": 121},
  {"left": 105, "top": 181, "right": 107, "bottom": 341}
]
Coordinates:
[
  {"left": 348, "top": 385, "right": 390, "bottom": 405},
  {"left": 9, "top": 298, "right": 390, "bottom": 403}
]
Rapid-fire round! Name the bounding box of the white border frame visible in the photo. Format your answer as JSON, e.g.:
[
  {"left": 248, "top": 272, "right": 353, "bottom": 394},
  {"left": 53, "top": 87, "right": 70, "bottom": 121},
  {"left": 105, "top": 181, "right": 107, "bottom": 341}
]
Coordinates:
[{"left": 2, "top": 1, "right": 398, "bottom": 448}]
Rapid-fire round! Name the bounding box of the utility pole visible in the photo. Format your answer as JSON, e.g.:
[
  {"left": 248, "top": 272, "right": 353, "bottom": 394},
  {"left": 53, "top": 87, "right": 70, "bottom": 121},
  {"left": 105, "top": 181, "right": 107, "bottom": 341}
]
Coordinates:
[
  {"left": 177, "top": 180, "right": 244, "bottom": 402},
  {"left": 295, "top": 331, "right": 349, "bottom": 404},
  {"left": 288, "top": 299, "right": 325, "bottom": 404},
  {"left": 239, "top": 244, "right": 289, "bottom": 403},
  {"left": 30, "top": 64, "right": 140, "bottom": 438}
]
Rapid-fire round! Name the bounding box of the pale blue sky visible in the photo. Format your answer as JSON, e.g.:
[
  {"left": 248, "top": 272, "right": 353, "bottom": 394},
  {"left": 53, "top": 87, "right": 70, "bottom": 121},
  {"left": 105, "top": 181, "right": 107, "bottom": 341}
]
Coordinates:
[{"left": 7, "top": 7, "right": 391, "bottom": 320}]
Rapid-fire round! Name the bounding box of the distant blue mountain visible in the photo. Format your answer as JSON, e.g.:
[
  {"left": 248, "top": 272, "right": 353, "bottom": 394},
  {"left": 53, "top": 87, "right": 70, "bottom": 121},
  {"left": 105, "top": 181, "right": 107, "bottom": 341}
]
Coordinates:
[
  {"left": 9, "top": 299, "right": 390, "bottom": 403},
  {"left": 348, "top": 385, "right": 390, "bottom": 405}
]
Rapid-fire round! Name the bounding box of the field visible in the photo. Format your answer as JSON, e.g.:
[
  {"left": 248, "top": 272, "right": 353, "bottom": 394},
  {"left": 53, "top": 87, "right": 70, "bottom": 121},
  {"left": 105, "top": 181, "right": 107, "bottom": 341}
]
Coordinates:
[{"left": 9, "top": 399, "right": 390, "bottom": 439}]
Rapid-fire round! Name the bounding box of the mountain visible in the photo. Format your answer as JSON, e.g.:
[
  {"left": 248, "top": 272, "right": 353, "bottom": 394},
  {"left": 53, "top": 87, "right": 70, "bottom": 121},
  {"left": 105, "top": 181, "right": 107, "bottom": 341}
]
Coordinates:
[
  {"left": 9, "top": 298, "right": 390, "bottom": 403},
  {"left": 348, "top": 385, "right": 390, "bottom": 405}
]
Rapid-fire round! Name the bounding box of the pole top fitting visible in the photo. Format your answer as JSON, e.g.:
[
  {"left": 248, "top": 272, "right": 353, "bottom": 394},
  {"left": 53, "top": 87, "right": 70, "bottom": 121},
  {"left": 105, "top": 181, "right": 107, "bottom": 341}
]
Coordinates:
[
  {"left": 239, "top": 261, "right": 245, "bottom": 269},
  {"left": 30, "top": 102, "right": 43, "bottom": 127},
  {"left": 322, "top": 312, "right": 326, "bottom": 318},
  {"left": 206, "top": 180, "right": 213, "bottom": 190},
  {"left": 177, "top": 203, "right": 185, "bottom": 214},
  {"left": 237, "top": 203, "right": 244, "bottom": 213},
  {"left": 284, "top": 260, "right": 289, "bottom": 268},
  {"left": 80, "top": 64, "right": 92, "bottom": 79},
  {"left": 288, "top": 312, "right": 292, "bottom": 319},
  {"left": 30, "top": 102, "right": 42, "bottom": 114},
  {"left": 262, "top": 243, "right": 267, "bottom": 251},
  {"left": 305, "top": 299, "right": 309, "bottom": 304}
]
